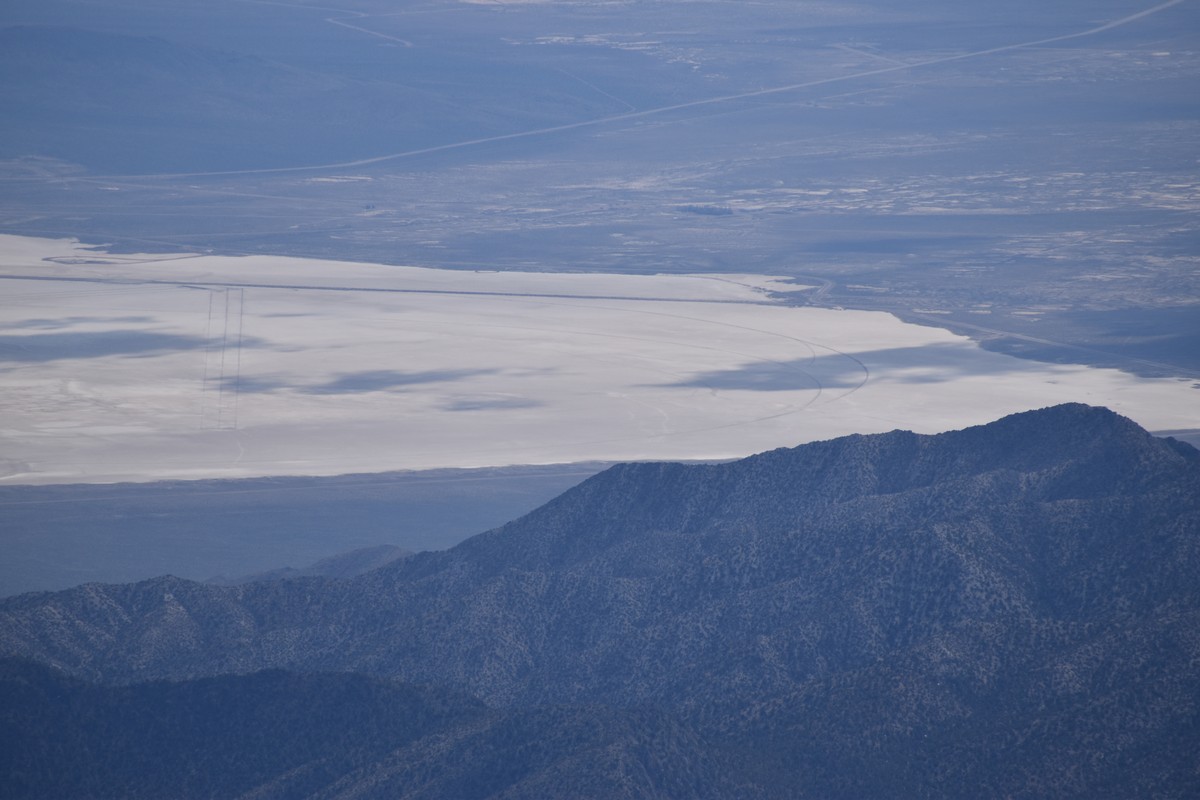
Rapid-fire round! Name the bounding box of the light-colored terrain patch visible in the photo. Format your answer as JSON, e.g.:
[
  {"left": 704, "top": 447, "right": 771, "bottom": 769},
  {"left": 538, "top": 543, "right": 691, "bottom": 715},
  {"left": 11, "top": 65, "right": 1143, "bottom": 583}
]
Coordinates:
[{"left": 1, "top": 235, "right": 1196, "bottom": 484}]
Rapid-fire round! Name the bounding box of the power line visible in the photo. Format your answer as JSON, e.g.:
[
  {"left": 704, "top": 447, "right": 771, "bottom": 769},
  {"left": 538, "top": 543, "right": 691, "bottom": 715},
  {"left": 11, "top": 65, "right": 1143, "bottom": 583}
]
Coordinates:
[{"left": 232, "top": 289, "right": 245, "bottom": 431}]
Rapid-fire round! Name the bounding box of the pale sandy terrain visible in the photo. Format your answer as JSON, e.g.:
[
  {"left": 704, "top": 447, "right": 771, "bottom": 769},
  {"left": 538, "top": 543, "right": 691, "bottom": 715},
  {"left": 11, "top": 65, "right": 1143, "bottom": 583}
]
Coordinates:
[{"left": 1, "top": 235, "right": 1196, "bottom": 484}]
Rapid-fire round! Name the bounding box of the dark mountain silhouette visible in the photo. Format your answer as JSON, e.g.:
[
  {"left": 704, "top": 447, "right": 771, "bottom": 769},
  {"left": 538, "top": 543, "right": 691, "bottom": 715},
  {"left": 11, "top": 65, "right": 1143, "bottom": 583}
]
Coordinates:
[
  {"left": 0, "top": 658, "right": 746, "bottom": 800},
  {"left": 2, "top": 404, "right": 1198, "bottom": 797}
]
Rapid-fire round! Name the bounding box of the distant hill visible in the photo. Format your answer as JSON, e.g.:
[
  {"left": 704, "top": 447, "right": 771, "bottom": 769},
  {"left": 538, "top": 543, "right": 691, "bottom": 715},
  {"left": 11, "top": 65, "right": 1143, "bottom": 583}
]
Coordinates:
[
  {"left": 206, "top": 544, "right": 412, "bottom": 586},
  {"left": 0, "top": 463, "right": 604, "bottom": 598},
  {"left": 2, "top": 404, "right": 1198, "bottom": 797}
]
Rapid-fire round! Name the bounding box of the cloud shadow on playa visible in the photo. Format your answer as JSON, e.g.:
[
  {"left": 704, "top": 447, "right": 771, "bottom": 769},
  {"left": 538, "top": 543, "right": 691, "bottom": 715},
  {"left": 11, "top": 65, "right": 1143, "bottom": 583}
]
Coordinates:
[
  {"left": 659, "top": 343, "right": 1054, "bottom": 392},
  {"left": 0, "top": 330, "right": 259, "bottom": 362},
  {"left": 10, "top": 316, "right": 157, "bottom": 330},
  {"left": 306, "top": 369, "right": 498, "bottom": 395},
  {"left": 225, "top": 369, "right": 500, "bottom": 395},
  {"left": 441, "top": 395, "right": 542, "bottom": 412},
  {"left": 221, "top": 376, "right": 292, "bottom": 394}
]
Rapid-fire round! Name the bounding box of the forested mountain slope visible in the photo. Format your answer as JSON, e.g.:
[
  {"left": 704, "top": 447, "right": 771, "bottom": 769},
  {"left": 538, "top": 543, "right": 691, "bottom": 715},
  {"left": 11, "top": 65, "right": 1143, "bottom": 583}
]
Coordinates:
[
  {"left": 1, "top": 658, "right": 745, "bottom": 800},
  {"left": 2, "top": 404, "right": 1198, "bottom": 797}
]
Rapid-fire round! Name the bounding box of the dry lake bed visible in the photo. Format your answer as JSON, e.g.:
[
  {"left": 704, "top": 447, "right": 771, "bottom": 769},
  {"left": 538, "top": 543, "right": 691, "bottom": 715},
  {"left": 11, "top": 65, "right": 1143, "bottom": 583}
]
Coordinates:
[{"left": 2, "top": 234, "right": 1197, "bottom": 484}]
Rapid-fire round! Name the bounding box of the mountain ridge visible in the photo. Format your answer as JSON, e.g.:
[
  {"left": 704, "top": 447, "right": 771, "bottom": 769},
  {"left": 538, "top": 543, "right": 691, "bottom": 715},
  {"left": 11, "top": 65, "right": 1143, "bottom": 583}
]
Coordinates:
[
  {"left": 2, "top": 404, "right": 1196, "bottom": 693},
  {"left": 2, "top": 404, "right": 1198, "bottom": 796}
]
